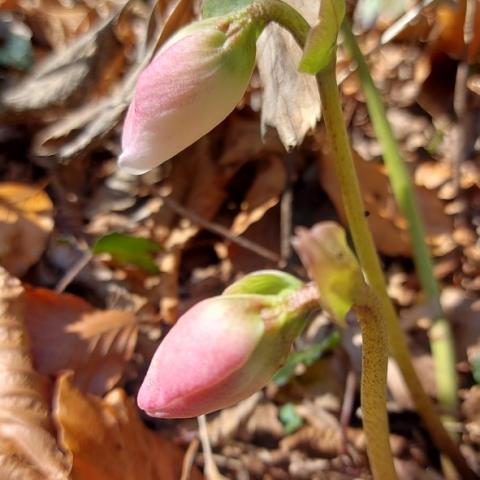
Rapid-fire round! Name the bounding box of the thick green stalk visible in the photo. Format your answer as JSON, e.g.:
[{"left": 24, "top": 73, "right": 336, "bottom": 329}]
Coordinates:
[
  {"left": 316, "top": 63, "right": 475, "bottom": 480},
  {"left": 354, "top": 291, "right": 398, "bottom": 480},
  {"left": 341, "top": 20, "right": 458, "bottom": 415},
  {"left": 251, "top": 2, "right": 474, "bottom": 477},
  {"left": 250, "top": 0, "right": 310, "bottom": 46}
]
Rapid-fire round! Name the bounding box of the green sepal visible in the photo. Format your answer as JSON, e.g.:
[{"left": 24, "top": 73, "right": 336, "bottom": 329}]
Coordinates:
[
  {"left": 298, "top": 0, "right": 345, "bottom": 74},
  {"left": 293, "top": 222, "right": 364, "bottom": 327},
  {"left": 224, "top": 270, "right": 303, "bottom": 297}
]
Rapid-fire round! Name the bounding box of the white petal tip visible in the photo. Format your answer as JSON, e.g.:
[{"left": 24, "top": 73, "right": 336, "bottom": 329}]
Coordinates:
[{"left": 117, "top": 152, "right": 152, "bottom": 176}]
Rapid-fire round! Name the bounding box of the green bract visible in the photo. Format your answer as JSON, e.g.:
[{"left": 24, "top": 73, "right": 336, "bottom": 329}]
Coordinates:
[{"left": 299, "top": 0, "right": 345, "bottom": 74}]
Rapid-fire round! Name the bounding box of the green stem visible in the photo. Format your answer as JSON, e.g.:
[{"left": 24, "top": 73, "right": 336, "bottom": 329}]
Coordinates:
[
  {"left": 341, "top": 20, "right": 458, "bottom": 415},
  {"left": 316, "top": 62, "right": 475, "bottom": 480},
  {"left": 250, "top": 0, "right": 310, "bottom": 46},
  {"left": 354, "top": 289, "right": 397, "bottom": 480},
  {"left": 253, "top": 3, "right": 475, "bottom": 478}
]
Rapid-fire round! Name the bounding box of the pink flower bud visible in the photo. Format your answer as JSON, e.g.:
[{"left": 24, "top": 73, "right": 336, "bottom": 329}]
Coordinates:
[
  {"left": 138, "top": 284, "right": 316, "bottom": 418},
  {"left": 119, "top": 15, "right": 259, "bottom": 174}
]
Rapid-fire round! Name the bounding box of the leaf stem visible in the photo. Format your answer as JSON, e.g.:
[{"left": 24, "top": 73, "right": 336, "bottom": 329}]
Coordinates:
[
  {"left": 251, "top": 3, "right": 475, "bottom": 478},
  {"left": 341, "top": 20, "right": 459, "bottom": 416},
  {"left": 250, "top": 0, "right": 310, "bottom": 45},
  {"left": 316, "top": 61, "right": 475, "bottom": 480}
]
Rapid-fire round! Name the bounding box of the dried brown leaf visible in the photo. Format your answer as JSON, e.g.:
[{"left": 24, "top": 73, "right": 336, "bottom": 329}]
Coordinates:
[
  {"left": 0, "top": 268, "right": 71, "bottom": 480},
  {"left": 231, "top": 156, "right": 286, "bottom": 236},
  {"left": 0, "top": 182, "right": 53, "bottom": 277},
  {"left": 31, "top": 0, "right": 195, "bottom": 163},
  {"left": 24, "top": 287, "right": 138, "bottom": 396},
  {"left": 317, "top": 148, "right": 454, "bottom": 257},
  {"left": 1, "top": 1, "right": 132, "bottom": 118},
  {"left": 20, "top": 0, "right": 97, "bottom": 49},
  {"left": 257, "top": 0, "right": 321, "bottom": 149},
  {"left": 53, "top": 372, "right": 203, "bottom": 480}
]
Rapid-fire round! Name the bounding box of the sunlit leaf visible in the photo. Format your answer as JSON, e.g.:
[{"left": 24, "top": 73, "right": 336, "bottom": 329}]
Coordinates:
[
  {"left": 0, "top": 182, "right": 53, "bottom": 277},
  {"left": 92, "top": 232, "right": 162, "bottom": 274}
]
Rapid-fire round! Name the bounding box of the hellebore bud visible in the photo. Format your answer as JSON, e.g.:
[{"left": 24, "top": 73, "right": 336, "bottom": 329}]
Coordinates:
[
  {"left": 137, "top": 271, "right": 318, "bottom": 418},
  {"left": 292, "top": 222, "right": 365, "bottom": 325},
  {"left": 119, "top": 13, "right": 261, "bottom": 174}
]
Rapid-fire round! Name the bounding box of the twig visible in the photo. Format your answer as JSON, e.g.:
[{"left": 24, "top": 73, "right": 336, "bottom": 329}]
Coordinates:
[
  {"left": 180, "top": 437, "right": 200, "bottom": 480},
  {"left": 280, "top": 153, "right": 295, "bottom": 266},
  {"left": 340, "top": 369, "right": 357, "bottom": 454},
  {"left": 54, "top": 250, "right": 94, "bottom": 293},
  {"left": 452, "top": 0, "right": 478, "bottom": 195},
  {"left": 380, "top": 0, "right": 438, "bottom": 46},
  {"left": 159, "top": 194, "right": 281, "bottom": 264},
  {"left": 197, "top": 415, "right": 227, "bottom": 480}
]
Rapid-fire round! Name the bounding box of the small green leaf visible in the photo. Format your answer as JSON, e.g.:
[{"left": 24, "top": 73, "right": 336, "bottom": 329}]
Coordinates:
[
  {"left": 471, "top": 356, "right": 480, "bottom": 384},
  {"left": 0, "top": 21, "right": 33, "bottom": 71},
  {"left": 224, "top": 270, "right": 303, "bottom": 297},
  {"left": 299, "top": 0, "right": 345, "bottom": 74},
  {"left": 202, "top": 0, "right": 254, "bottom": 18},
  {"left": 273, "top": 330, "right": 340, "bottom": 386},
  {"left": 92, "top": 232, "right": 163, "bottom": 274},
  {"left": 279, "top": 403, "right": 304, "bottom": 434}
]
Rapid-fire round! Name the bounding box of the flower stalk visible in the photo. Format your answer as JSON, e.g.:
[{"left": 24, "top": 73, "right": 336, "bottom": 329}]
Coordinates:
[
  {"left": 254, "top": 2, "right": 473, "bottom": 477},
  {"left": 340, "top": 20, "right": 459, "bottom": 417},
  {"left": 316, "top": 60, "right": 475, "bottom": 480},
  {"left": 292, "top": 222, "right": 397, "bottom": 479},
  {"left": 353, "top": 289, "right": 397, "bottom": 480}
]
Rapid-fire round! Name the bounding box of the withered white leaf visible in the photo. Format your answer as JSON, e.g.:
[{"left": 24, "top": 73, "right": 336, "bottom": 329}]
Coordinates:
[{"left": 257, "top": 0, "right": 321, "bottom": 149}]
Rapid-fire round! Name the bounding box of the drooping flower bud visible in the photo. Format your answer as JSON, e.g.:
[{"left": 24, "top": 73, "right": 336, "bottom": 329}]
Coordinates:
[
  {"left": 119, "top": 13, "right": 261, "bottom": 174},
  {"left": 292, "top": 222, "right": 365, "bottom": 325},
  {"left": 137, "top": 271, "right": 317, "bottom": 418}
]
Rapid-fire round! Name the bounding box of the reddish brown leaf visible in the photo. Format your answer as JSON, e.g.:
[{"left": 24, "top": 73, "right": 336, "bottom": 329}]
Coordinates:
[
  {"left": 24, "top": 287, "right": 138, "bottom": 396},
  {"left": 53, "top": 372, "right": 203, "bottom": 480}
]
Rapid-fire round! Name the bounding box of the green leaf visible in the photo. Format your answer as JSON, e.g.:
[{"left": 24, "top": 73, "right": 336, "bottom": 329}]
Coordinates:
[
  {"left": 299, "top": 0, "right": 345, "bottom": 74},
  {"left": 92, "top": 232, "right": 163, "bottom": 274},
  {"left": 202, "top": 0, "right": 254, "bottom": 18},
  {"left": 279, "top": 403, "right": 304, "bottom": 434},
  {"left": 273, "top": 330, "right": 340, "bottom": 386},
  {"left": 0, "top": 21, "right": 33, "bottom": 71},
  {"left": 224, "top": 270, "right": 303, "bottom": 296},
  {"left": 471, "top": 356, "right": 480, "bottom": 384}
]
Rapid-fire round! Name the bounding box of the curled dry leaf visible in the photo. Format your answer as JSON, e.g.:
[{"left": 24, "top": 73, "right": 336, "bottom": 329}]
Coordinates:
[
  {"left": 0, "top": 267, "right": 71, "bottom": 480},
  {"left": 19, "top": 0, "right": 98, "bottom": 49},
  {"left": 53, "top": 372, "right": 203, "bottom": 480},
  {"left": 24, "top": 287, "right": 138, "bottom": 396},
  {"left": 257, "top": 0, "right": 321, "bottom": 149},
  {"left": 32, "top": 0, "right": 195, "bottom": 163},
  {"left": 0, "top": 182, "right": 53, "bottom": 277},
  {"left": 0, "top": 1, "right": 133, "bottom": 119},
  {"left": 317, "top": 149, "right": 454, "bottom": 257},
  {"left": 230, "top": 156, "right": 286, "bottom": 236}
]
